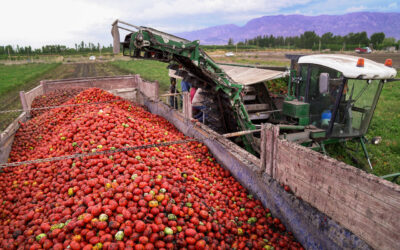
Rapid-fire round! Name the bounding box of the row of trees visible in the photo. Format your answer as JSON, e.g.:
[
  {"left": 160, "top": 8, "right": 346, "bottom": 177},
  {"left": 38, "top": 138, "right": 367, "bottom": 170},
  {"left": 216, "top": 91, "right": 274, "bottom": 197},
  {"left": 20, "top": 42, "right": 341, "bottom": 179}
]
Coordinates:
[
  {"left": 232, "top": 31, "right": 399, "bottom": 51},
  {"left": 0, "top": 42, "right": 114, "bottom": 58}
]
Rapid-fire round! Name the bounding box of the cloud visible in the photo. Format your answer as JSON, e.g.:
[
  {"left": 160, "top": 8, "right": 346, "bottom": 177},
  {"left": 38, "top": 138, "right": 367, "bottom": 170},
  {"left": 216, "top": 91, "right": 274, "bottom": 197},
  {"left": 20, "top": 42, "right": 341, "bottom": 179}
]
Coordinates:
[
  {"left": 0, "top": 0, "right": 398, "bottom": 48},
  {"left": 0, "top": 0, "right": 121, "bottom": 47},
  {"left": 345, "top": 6, "right": 367, "bottom": 12}
]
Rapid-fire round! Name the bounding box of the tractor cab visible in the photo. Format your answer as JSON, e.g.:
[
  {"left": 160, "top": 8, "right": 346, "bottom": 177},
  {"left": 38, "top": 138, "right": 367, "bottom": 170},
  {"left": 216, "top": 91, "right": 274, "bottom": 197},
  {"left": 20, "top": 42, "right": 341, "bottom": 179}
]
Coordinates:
[{"left": 283, "top": 54, "right": 396, "bottom": 147}]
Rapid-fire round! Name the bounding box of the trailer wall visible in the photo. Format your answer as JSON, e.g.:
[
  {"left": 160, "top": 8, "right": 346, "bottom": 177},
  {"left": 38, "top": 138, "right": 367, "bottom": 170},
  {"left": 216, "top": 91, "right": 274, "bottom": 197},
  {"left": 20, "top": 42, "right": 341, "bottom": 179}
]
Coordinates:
[{"left": 260, "top": 125, "right": 400, "bottom": 250}]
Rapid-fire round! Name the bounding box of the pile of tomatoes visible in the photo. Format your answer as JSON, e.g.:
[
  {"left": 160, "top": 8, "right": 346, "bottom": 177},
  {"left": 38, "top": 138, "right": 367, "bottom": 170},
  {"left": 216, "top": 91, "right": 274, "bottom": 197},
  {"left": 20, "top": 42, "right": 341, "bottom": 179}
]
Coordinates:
[
  {"left": 31, "top": 89, "right": 85, "bottom": 117},
  {"left": 0, "top": 88, "right": 302, "bottom": 249}
]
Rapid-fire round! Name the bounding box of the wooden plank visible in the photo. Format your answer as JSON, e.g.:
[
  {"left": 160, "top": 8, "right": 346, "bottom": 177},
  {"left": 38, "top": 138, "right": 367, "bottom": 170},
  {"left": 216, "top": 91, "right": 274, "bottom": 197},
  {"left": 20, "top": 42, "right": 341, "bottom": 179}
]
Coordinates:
[
  {"left": 223, "top": 129, "right": 261, "bottom": 138},
  {"left": 289, "top": 142, "right": 400, "bottom": 208},
  {"left": 260, "top": 124, "right": 266, "bottom": 172},
  {"left": 279, "top": 169, "right": 399, "bottom": 249},
  {"left": 281, "top": 153, "right": 400, "bottom": 232},
  {"left": 19, "top": 91, "right": 30, "bottom": 118},
  {"left": 271, "top": 125, "right": 279, "bottom": 178},
  {"left": 243, "top": 95, "right": 256, "bottom": 101},
  {"left": 280, "top": 140, "right": 400, "bottom": 208},
  {"left": 245, "top": 103, "right": 269, "bottom": 111},
  {"left": 276, "top": 142, "right": 400, "bottom": 249},
  {"left": 334, "top": 163, "right": 400, "bottom": 208},
  {"left": 265, "top": 126, "right": 273, "bottom": 176}
]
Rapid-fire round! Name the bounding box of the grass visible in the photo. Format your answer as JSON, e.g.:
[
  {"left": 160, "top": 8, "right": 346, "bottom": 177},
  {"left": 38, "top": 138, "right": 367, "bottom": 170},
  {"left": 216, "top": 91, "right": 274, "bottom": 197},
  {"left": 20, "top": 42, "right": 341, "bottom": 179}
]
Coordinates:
[
  {"left": 0, "top": 63, "right": 59, "bottom": 96},
  {"left": 109, "top": 60, "right": 172, "bottom": 92}
]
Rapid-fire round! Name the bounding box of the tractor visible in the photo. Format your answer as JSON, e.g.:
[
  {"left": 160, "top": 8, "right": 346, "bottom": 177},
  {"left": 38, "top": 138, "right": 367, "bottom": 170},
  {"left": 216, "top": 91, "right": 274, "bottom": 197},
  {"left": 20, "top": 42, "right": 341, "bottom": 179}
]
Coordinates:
[{"left": 111, "top": 20, "right": 397, "bottom": 169}]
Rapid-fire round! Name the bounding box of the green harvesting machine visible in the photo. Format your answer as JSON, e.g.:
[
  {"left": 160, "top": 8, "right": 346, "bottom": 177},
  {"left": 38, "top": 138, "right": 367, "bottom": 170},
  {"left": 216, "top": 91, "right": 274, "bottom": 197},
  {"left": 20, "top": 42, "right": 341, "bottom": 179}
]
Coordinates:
[{"left": 112, "top": 20, "right": 397, "bottom": 169}]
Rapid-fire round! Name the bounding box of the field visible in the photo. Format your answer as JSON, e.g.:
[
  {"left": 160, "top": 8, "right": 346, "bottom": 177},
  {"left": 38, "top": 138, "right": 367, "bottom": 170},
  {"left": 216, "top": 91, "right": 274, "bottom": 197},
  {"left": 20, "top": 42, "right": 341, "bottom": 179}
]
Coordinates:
[
  {"left": 109, "top": 60, "right": 172, "bottom": 92},
  {"left": 209, "top": 50, "right": 400, "bottom": 68},
  {"left": 0, "top": 52, "right": 399, "bottom": 181}
]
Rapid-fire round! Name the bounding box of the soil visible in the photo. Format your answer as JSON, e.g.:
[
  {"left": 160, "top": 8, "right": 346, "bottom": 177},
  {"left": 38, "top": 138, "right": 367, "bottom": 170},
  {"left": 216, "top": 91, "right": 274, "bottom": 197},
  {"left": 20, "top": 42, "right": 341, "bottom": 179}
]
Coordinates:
[{"left": 212, "top": 50, "right": 400, "bottom": 68}]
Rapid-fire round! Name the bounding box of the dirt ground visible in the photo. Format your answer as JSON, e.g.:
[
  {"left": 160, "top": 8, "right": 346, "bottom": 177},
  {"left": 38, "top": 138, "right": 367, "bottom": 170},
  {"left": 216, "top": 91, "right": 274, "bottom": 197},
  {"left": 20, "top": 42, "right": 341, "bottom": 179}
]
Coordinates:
[
  {"left": 0, "top": 63, "right": 130, "bottom": 131},
  {"left": 211, "top": 50, "right": 400, "bottom": 68}
]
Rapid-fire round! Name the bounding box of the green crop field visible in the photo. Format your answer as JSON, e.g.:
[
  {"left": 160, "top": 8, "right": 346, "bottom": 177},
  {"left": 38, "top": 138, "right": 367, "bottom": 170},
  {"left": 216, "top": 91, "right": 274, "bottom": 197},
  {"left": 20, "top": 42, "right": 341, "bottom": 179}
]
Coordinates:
[
  {"left": 0, "top": 63, "right": 59, "bottom": 96},
  {"left": 110, "top": 60, "right": 172, "bottom": 92}
]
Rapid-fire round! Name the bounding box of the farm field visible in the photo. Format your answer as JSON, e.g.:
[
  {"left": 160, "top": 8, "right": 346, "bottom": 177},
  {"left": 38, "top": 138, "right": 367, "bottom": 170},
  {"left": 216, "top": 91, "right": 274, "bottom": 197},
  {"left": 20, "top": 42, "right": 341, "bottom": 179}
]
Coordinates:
[
  {"left": 0, "top": 55, "right": 399, "bottom": 181},
  {"left": 209, "top": 50, "right": 400, "bottom": 68},
  {"left": 110, "top": 60, "right": 171, "bottom": 92}
]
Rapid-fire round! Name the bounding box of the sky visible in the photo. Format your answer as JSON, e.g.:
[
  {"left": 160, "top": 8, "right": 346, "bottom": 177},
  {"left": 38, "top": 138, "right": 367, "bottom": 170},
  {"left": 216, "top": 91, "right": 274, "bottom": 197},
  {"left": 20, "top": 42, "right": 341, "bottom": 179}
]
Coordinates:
[{"left": 0, "top": 0, "right": 399, "bottom": 48}]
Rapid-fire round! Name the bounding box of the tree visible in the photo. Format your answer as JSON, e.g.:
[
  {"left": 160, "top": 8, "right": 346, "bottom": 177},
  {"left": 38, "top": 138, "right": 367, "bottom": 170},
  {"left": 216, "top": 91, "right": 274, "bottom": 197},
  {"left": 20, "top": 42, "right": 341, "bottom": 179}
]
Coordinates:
[
  {"left": 300, "top": 31, "right": 319, "bottom": 49},
  {"left": 321, "top": 32, "right": 334, "bottom": 44},
  {"left": 370, "top": 32, "right": 385, "bottom": 49},
  {"left": 382, "top": 37, "right": 396, "bottom": 48},
  {"left": 227, "top": 38, "right": 234, "bottom": 45}
]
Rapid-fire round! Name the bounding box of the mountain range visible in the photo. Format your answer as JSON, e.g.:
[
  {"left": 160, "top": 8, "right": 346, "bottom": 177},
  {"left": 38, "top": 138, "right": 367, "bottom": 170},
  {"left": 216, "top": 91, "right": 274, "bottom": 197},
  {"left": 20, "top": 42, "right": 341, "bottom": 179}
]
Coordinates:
[{"left": 177, "top": 12, "right": 400, "bottom": 45}]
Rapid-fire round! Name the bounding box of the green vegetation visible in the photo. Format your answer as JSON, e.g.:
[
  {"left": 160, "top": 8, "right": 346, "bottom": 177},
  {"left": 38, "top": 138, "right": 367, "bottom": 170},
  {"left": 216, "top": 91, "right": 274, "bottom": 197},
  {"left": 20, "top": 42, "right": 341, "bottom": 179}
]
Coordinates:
[
  {"left": 0, "top": 63, "right": 59, "bottom": 96},
  {"left": 110, "top": 60, "right": 172, "bottom": 92},
  {"left": 327, "top": 70, "right": 400, "bottom": 183},
  {"left": 241, "top": 31, "right": 399, "bottom": 51},
  {"left": 0, "top": 42, "right": 114, "bottom": 60}
]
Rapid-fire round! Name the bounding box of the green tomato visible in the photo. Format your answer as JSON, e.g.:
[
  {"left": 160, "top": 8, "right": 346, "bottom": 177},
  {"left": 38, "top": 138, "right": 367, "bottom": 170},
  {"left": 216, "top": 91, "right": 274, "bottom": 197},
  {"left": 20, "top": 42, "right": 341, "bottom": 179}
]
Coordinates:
[
  {"left": 99, "top": 214, "right": 108, "bottom": 221},
  {"left": 36, "top": 233, "right": 46, "bottom": 241},
  {"left": 115, "top": 231, "right": 124, "bottom": 241},
  {"left": 168, "top": 214, "right": 177, "bottom": 221},
  {"left": 247, "top": 217, "right": 257, "bottom": 224},
  {"left": 164, "top": 227, "right": 173, "bottom": 235}
]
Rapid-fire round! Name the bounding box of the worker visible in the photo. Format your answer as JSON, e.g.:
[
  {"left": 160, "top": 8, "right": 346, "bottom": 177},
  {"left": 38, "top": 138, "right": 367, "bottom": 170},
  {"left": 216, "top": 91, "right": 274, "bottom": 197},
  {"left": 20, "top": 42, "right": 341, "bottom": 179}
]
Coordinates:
[
  {"left": 192, "top": 85, "right": 207, "bottom": 122},
  {"left": 190, "top": 87, "right": 197, "bottom": 103},
  {"left": 181, "top": 78, "right": 191, "bottom": 93},
  {"left": 169, "top": 77, "right": 179, "bottom": 109}
]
